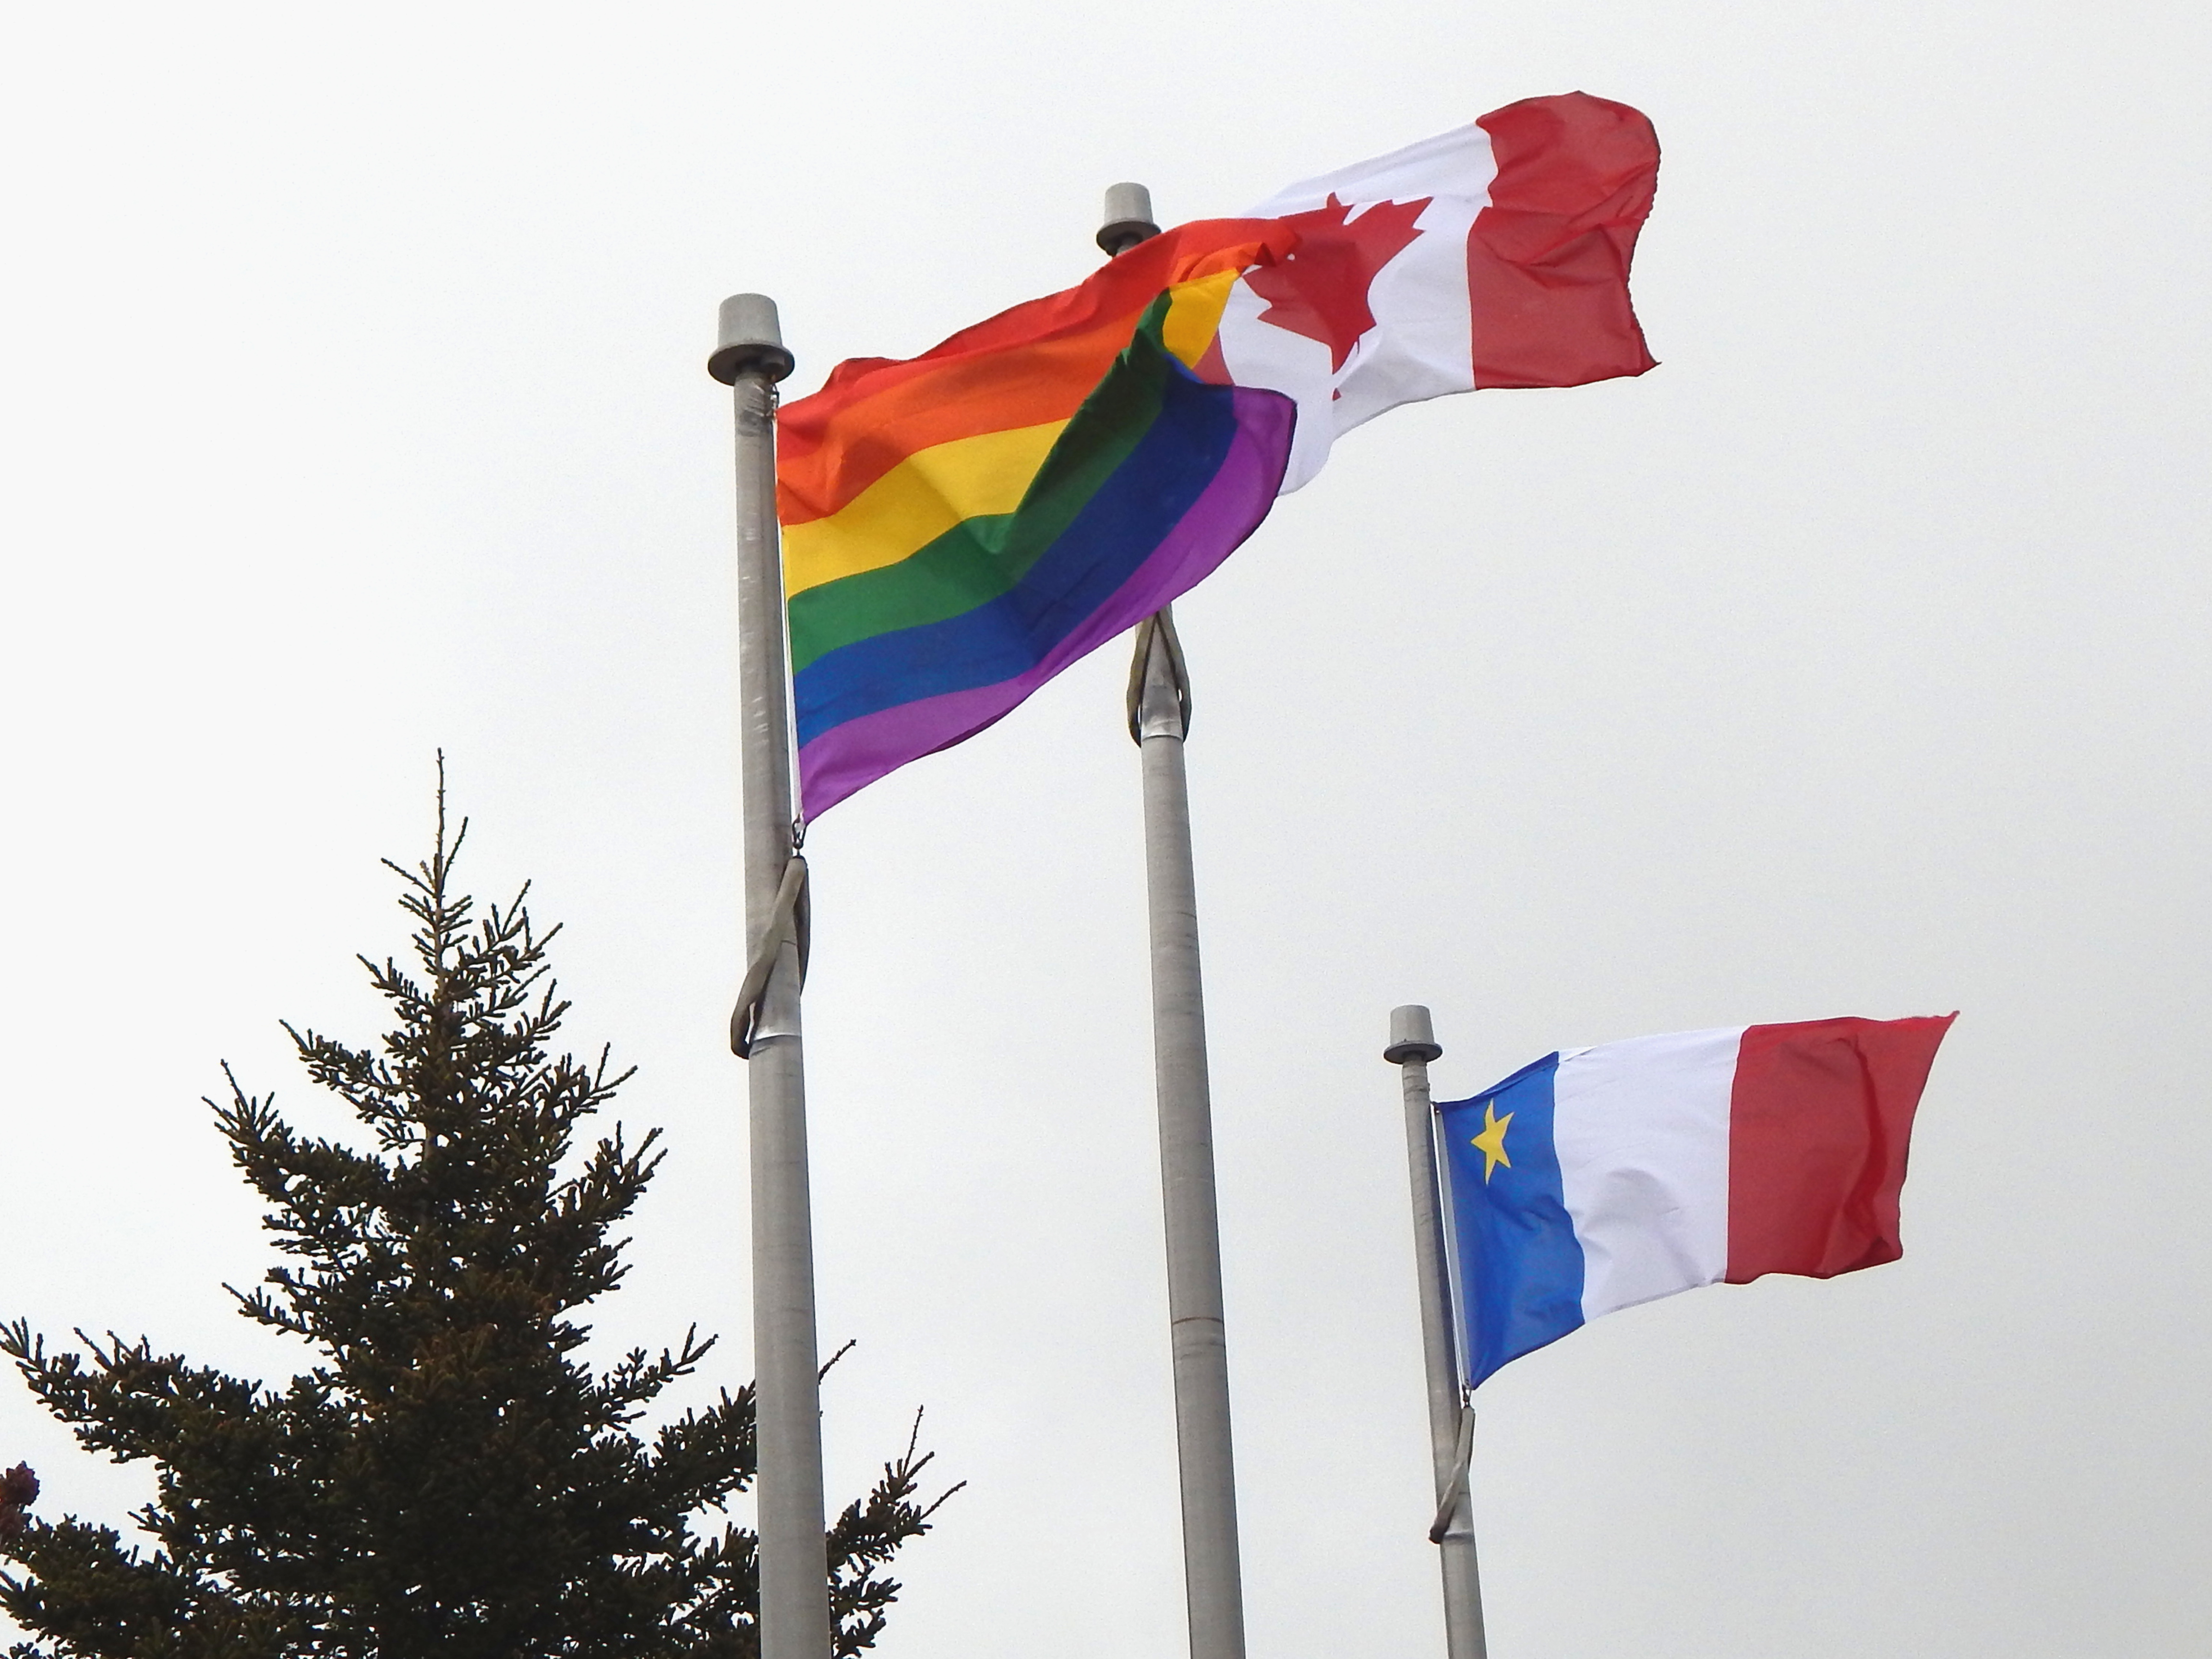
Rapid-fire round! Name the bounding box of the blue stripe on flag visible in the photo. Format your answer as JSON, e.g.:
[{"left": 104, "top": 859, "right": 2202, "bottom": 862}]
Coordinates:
[{"left": 1439, "top": 1053, "right": 1586, "bottom": 1386}]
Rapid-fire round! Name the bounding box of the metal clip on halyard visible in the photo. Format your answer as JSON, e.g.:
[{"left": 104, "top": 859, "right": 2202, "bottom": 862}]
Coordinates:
[{"left": 729, "top": 853, "right": 811, "bottom": 1058}]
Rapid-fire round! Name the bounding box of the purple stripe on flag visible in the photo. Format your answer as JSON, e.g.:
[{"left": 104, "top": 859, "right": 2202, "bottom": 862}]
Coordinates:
[{"left": 796, "top": 388, "right": 1292, "bottom": 818}]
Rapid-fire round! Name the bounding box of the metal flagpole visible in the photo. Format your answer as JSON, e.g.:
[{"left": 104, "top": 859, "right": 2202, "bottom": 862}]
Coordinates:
[
  {"left": 1103, "top": 174, "right": 1250, "bottom": 1659},
  {"left": 710, "top": 294, "right": 833, "bottom": 1659},
  {"left": 1385, "top": 1005, "right": 1488, "bottom": 1659}
]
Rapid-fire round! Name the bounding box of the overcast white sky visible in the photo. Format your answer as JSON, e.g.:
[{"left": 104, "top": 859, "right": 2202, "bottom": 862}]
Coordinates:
[{"left": 4, "top": 4, "right": 2208, "bottom": 1655}]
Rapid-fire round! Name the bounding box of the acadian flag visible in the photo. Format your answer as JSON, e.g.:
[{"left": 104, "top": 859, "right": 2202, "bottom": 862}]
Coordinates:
[
  {"left": 1439, "top": 1015, "right": 1955, "bottom": 1386},
  {"left": 778, "top": 92, "right": 1660, "bottom": 817}
]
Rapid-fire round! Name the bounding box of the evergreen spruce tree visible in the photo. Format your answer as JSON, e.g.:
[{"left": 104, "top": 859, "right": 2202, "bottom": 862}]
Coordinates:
[{"left": 0, "top": 787, "right": 950, "bottom": 1657}]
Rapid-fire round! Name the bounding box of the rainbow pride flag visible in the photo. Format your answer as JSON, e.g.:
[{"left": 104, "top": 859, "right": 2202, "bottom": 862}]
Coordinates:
[{"left": 776, "top": 224, "right": 1298, "bottom": 817}]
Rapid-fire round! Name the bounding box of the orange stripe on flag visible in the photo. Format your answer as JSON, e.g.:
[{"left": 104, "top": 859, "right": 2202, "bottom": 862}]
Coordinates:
[{"left": 776, "top": 221, "right": 1295, "bottom": 526}]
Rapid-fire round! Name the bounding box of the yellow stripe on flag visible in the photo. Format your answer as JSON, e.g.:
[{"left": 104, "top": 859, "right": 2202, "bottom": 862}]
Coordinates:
[
  {"left": 1161, "top": 271, "right": 1240, "bottom": 369},
  {"left": 783, "top": 419, "right": 1069, "bottom": 598}
]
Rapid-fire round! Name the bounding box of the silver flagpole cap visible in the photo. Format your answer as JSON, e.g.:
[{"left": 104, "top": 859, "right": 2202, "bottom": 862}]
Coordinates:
[
  {"left": 709, "top": 292, "right": 795, "bottom": 385},
  {"left": 1097, "top": 182, "right": 1161, "bottom": 255},
  {"left": 1384, "top": 1004, "right": 1443, "bottom": 1065}
]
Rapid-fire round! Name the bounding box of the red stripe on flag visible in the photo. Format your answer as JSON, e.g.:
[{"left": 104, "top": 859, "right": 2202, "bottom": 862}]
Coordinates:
[
  {"left": 1468, "top": 92, "right": 1661, "bottom": 390},
  {"left": 1725, "top": 1015, "right": 1957, "bottom": 1283}
]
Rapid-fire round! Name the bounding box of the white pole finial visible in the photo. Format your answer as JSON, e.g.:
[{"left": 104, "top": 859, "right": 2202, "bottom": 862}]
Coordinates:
[
  {"left": 710, "top": 292, "right": 795, "bottom": 385},
  {"left": 1099, "top": 181, "right": 1162, "bottom": 255},
  {"left": 1387, "top": 1004, "right": 1444, "bottom": 1064}
]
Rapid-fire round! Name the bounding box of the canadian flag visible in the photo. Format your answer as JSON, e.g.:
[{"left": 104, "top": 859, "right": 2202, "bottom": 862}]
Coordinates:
[{"left": 1204, "top": 92, "right": 1660, "bottom": 491}]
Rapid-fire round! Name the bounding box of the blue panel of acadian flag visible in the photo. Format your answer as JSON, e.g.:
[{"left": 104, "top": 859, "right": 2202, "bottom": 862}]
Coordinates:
[{"left": 1438, "top": 1054, "right": 1585, "bottom": 1386}]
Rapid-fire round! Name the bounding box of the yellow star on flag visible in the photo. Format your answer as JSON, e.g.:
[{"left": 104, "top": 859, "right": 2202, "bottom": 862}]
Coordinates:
[{"left": 1470, "top": 1098, "right": 1513, "bottom": 1182}]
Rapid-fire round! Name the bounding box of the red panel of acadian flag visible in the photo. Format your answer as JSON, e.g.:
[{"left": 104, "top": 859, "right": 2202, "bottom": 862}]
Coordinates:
[{"left": 1726, "top": 1014, "right": 1959, "bottom": 1283}]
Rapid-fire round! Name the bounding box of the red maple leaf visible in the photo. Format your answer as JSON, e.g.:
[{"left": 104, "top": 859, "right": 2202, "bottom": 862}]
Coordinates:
[{"left": 1244, "top": 194, "right": 1431, "bottom": 373}]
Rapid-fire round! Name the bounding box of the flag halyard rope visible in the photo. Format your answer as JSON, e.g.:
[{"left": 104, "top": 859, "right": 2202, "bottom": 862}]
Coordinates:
[
  {"left": 1124, "top": 607, "right": 1192, "bottom": 744},
  {"left": 1428, "top": 1406, "right": 1476, "bottom": 1544},
  {"left": 730, "top": 853, "right": 811, "bottom": 1058}
]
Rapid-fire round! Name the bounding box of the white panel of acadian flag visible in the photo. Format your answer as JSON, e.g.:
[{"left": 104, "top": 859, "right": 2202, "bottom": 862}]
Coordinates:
[{"left": 1553, "top": 1027, "right": 1736, "bottom": 1320}]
